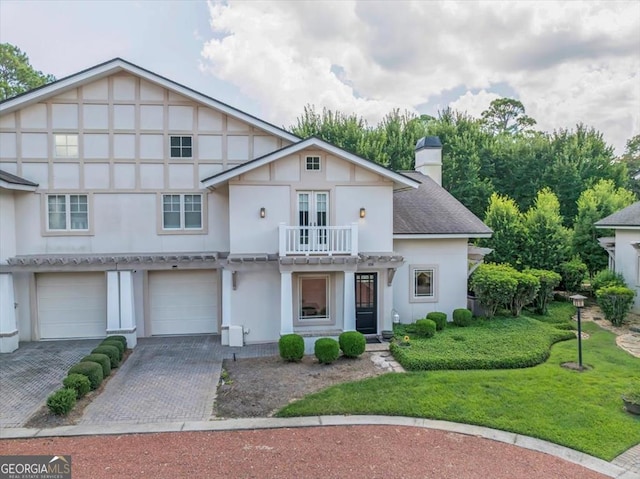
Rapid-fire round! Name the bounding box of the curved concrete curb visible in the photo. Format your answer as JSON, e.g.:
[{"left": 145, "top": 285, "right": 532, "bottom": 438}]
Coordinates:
[{"left": 0, "top": 416, "right": 632, "bottom": 479}]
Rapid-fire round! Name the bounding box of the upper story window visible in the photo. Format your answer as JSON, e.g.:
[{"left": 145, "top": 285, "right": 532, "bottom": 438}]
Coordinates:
[
  {"left": 410, "top": 265, "right": 438, "bottom": 303},
  {"left": 47, "top": 194, "right": 88, "bottom": 231},
  {"left": 305, "top": 156, "right": 321, "bottom": 171},
  {"left": 170, "top": 136, "right": 192, "bottom": 158},
  {"left": 54, "top": 134, "right": 78, "bottom": 158},
  {"left": 162, "top": 194, "right": 202, "bottom": 230}
]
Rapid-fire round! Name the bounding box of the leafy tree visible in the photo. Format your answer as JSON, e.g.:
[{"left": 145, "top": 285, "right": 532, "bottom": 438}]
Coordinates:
[
  {"left": 522, "top": 189, "right": 572, "bottom": 271},
  {"left": 480, "top": 98, "right": 537, "bottom": 135},
  {"left": 525, "top": 269, "right": 562, "bottom": 315},
  {"left": 0, "top": 43, "right": 55, "bottom": 100},
  {"left": 557, "top": 257, "right": 588, "bottom": 293},
  {"left": 544, "top": 124, "right": 627, "bottom": 222},
  {"left": 510, "top": 270, "right": 540, "bottom": 317},
  {"left": 424, "top": 108, "right": 494, "bottom": 217},
  {"left": 572, "top": 179, "right": 636, "bottom": 275},
  {"left": 619, "top": 134, "right": 640, "bottom": 196},
  {"left": 480, "top": 193, "right": 525, "bottom": 268}
]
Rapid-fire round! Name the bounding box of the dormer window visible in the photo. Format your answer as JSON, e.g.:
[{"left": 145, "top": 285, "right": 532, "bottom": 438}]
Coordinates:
[{"left": 305, "top": 156, "right": 321, "bottom": 171}]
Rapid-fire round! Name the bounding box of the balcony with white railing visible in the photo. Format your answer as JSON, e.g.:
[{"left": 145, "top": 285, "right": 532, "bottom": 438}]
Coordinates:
[{"left": 279, "top": 223, "right": 358, "bottom": 256}]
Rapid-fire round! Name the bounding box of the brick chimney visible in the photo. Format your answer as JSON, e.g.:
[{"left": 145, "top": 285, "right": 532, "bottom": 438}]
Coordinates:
[{"left": 415, "top": 136, "right": 442, "bottom": 185}]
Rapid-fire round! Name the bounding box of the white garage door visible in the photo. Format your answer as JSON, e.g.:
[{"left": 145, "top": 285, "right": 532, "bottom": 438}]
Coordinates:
[
  {"left": 149, "top": 270, "right": 218, "bottom": 335},
  {"left": 37, "top": 272, "right": 107, "bottom": 339}
]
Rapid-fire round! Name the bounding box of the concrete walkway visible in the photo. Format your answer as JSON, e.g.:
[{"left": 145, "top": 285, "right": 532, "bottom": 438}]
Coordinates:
[{"left": 0, "top": 416, "right": 633, "bottom": 478}]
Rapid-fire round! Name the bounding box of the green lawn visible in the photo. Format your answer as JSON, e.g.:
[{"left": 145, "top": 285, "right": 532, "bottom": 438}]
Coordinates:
[{"left": 278, "top": 306, "right": 640, "bottom": 460}]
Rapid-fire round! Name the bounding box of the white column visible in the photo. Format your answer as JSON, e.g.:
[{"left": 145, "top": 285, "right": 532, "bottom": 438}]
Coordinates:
[
  {"left": 118, "top": 271, "right": 137, "bottom": 348},
  {"left": 280, "top": 271, "right": 293, "bottom": 335},
  {"left": 106, "top": 271, "right": 120, "bottom": 332},
  {"left": 0, "top": 273, "right": 19, "bottom": 353},
  {"left": 343, "top": 271, "right": 356, "bottom": 331},
  {"left": 221, "top": 269, "right": 233, "bottom": 345},
  {"left": 106, "top": 271, "right": 137, "bottom": 348}
]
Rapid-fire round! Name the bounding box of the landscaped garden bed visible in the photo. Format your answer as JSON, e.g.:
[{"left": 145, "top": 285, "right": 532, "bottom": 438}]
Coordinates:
[{"left": 277, "top": 303, "right": 640, "bottom": 460}]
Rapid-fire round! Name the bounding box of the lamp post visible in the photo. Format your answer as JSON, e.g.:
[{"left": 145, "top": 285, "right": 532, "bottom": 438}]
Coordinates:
[{"left": 569, "top": 294, "right": 587, "bottom": 370}]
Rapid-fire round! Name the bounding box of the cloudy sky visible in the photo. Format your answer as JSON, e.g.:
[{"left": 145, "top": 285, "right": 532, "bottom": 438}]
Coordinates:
[{"left": 1, "top": 0, "right": 638, "bottom": 154}]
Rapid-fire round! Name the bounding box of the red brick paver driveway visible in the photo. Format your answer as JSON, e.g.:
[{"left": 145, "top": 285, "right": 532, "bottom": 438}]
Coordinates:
[{"left": 0, "top": 426, "right": 609, "bottom": 479}]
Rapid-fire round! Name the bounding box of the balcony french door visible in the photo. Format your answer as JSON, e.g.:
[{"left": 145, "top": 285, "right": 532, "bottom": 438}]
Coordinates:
[{"left": 298, "top": 192, "right": 328, "bottom": 250}]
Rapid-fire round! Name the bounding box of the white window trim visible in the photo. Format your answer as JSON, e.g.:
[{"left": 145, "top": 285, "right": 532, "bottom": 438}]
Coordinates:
[
  {"left": 295, "top": 274, "right": 332, "bottom": 325},
  {"left": 54, "top": 134, "right": 79, "bottom": 158},
  {"left": 169, "top": 135, "right": 193, "bottom": 159},
  {"left": 305, "top": 155, "right": 321, "bottom": 171},
  {"left": 409, "top": 264, "right": 438, "bottom": 303},
  {"left": 42, "top": 193, "right": 92, "bottom": 236},
  {"left": 159, "top": 193, "right": 206, "bottom": 233}
]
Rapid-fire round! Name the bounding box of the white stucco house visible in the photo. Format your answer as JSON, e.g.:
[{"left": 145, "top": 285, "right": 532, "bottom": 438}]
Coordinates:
[
  {"left": 595, "top": 201, "right": 640, "bottom": 313},
  {"left": 0, "top": 58, "right": 491, "bottom": 353}
]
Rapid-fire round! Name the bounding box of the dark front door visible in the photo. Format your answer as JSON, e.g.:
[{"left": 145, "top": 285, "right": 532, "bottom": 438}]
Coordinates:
[{"left": 355, "top": 273, "right": 377, "bottom": 334}]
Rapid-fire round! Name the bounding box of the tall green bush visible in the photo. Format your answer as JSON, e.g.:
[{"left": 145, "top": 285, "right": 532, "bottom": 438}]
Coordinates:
[
  {"left": 591, "top": 269, "right": 626, "bottom": 294},
  {"left": 525, "top": 269, "right": 562, "bottom": 314},
  {"left": 470, "top": 264, "right": 518, "bottom": 318},
  {"left": 596, "top": 286, "right": 635, "bottom": 326},
  {"left": 557, "top": 257, "right": 587, "bottom": 292},
  {"left": 510, "top": 271, "right": 540, "bottom": 316}
]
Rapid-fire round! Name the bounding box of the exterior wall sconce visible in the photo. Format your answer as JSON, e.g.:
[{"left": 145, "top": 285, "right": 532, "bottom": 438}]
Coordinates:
[
  {"left": 359, "top": 207, "right": 366, "bottom": 218},
  {"left": 260, "top": 207, "right": 266, "bottom": 218}
]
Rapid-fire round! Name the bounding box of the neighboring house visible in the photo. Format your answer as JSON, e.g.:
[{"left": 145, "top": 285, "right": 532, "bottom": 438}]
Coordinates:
[
  {"left": 0, "top": 58, "right": 491, "bottom": 353},
  {"left": 595, "top": 201, "right": 640, "bottom": 313}
]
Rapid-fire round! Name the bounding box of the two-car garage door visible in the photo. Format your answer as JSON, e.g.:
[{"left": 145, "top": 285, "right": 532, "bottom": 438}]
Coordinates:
[{"left": 37, "top": 270, "right": 218, "bottom": 339}]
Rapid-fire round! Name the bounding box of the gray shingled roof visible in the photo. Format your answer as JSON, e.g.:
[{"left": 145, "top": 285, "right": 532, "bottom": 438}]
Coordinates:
[
  {"left": 594, "top": 201, "right": 640, "bottom": 227},
  {"left": 393, "top": 171, "right": 492, "bottom": 235},
  {"left": 0, "top": 170, "right": 38, "bottom": 187}
]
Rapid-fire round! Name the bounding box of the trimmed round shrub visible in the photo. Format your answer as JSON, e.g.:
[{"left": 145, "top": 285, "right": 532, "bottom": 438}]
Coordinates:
[
  {"left": 314, "top": 338, "right": 340, "bottom": 364},
  {"left": 415, "top": 319, "right": 436, "bottom": 338},
  {"left": 46, "top": 388, "right": 76, "bottom": 416},
  {"left": 100, "top": 339, "right": 124, "bottom": 359},
  {"left": 63, "top": 373, "right": 91, "bottom": 399},
  {"left": 453, "top": 308, "right": 473, "bottom": 327},
  {"left": 92, "top": 345, "right": 120, "bottom": 368},
  {"left": 279, "top": 334, "right": 304, "bottom": 362},
  {"left": 426, "top": 312, "right": 447, "bottom": 331},
  {"left": 106, "top": 335, "right": 128, "bottom": 349},
  {"left": 339, "top": 331, "right": 366, "bottom": 358},
  {"left": 81, "top": 353, "right": 111, "bottom": 377},
  {"left": 68, "top": 361, "right": 103, "bottom": 390}
]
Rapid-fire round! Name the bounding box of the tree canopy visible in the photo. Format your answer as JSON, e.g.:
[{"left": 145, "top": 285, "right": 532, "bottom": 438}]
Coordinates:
[
  {"left": 0, "top": 43, "right": 55, "bottom": 100},
  {"left": 480, "top": 98, "right": 537, "bottom": 135}
]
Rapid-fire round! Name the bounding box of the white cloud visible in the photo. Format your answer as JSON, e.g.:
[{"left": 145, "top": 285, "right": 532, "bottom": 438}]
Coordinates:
[{"left": 201, "top": 0, "right": 640, "bottom": 153}]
